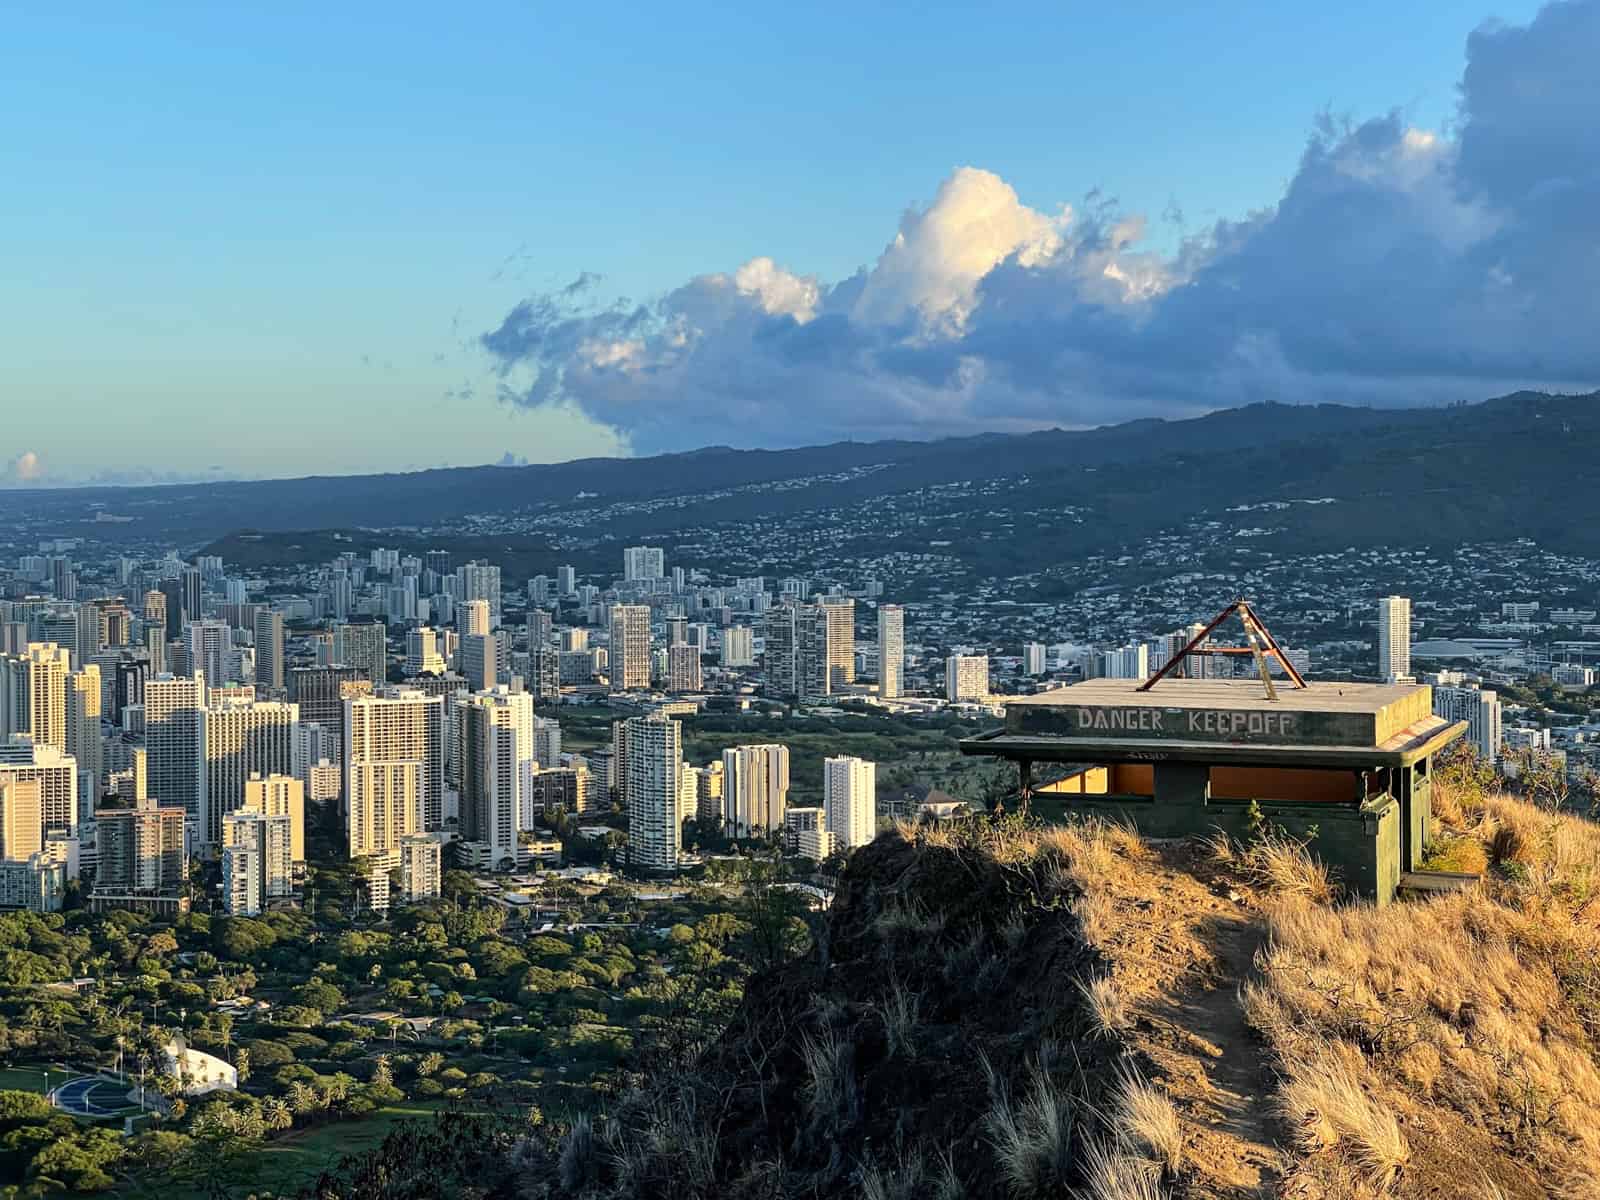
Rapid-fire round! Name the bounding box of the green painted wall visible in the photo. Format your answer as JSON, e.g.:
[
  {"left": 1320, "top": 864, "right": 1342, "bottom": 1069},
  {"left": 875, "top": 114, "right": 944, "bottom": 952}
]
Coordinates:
[{"left": 1031, "top": 762, "right": 1410, "bottom": 904}]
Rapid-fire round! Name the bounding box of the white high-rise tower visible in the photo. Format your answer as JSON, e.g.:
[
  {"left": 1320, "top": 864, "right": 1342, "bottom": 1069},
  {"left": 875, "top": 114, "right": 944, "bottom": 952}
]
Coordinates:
[
  {"left": 877, "top": 605, "right": 904, "bottom": 699},
  {"left": 1377, "top": 596, "right": 1412, "bottom": 683},
  {"left": 823, "top": 755, "right": 877, "bottom": 850}
]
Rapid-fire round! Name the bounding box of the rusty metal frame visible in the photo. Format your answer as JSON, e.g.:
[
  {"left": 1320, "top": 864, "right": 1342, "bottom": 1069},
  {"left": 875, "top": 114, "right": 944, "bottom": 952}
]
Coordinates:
[{"left": 1137, "top": 599, "right": 1308, "bottom": 696}]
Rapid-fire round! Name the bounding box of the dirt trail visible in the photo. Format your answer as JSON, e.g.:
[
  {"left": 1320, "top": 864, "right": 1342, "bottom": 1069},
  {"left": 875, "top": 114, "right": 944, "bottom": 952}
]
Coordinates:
[{"left": 1091, "top": 841, "right": 1281, "bottom": 1197}]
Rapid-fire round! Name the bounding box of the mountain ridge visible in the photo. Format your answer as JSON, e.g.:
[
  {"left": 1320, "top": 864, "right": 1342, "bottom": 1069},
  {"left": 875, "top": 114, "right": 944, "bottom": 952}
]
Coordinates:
[{"left": 5, "top": 390, "right": 1597, "bottom": 555}]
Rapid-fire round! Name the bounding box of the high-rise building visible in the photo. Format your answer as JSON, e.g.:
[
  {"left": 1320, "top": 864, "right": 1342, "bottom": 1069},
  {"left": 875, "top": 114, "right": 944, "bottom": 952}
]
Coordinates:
[
  {"left": 49, "top": 557, "right": 77, "bottom": 602},
  {"left": 527, "top": 646, "right": 560, "bottom": 702},
  {"left": 945, "top": 655, "right": 990, "bottom": 701},
  {"left": 823, "top": 755, "right": 877, "bottom": 851},
  {"left": 1023, "top": 642, "right": 1047, "bottom": 676},
  {"left": 532, "top": 716, "right": 561, "bottom": 768},
  {"left": 557, "top": 565, "right": 576, "bottom": 596},
  {"left": 405, "top": 627, "right": 446, "bottom": 676},
  {"left": 0, "top": 854, "right": 65, "bottom": 912},
  {"left": 527, "top": 608, "right": 553, "bottom": 649},
  {"left": 797, "top": 604, "right": 831, "bottom": 701},
  {"left": 348, "top": 760, "right": 419, "bottom": 860},
  {"left": 783, "top": 806, "right": 833, "bottom": 859},
  {"left": 624, "top": 716, "right": 681, "bottom": 871},
  {"left": 74, "top": 601, "right": 101, "bottom": 668},
  {"left": 1378, "top": 596, "right": 1413, "bottom": 684},
  {"left": 529, "top": 765, "right": 591, "bottom": 814},
  {"left": 692, "top": 761, "right": 724, "bottom": 825},
  {"left": 763, "top": 603, "right": 829, "bottom": 702},
  {"left": 159, "top": 579, "right": 185, "bottom": 640},
  {"left": 221, "top": 808, "right": 293, "bottom": 915},
  {"left": 608, "top": 605, "right": 651, "bottom": 691},
  {"left": 762, "top": 606, "right": 798, "bottom": 698},
  {"left": 180, "top": 567, "right": 203, "bottom": 622},
  {"left": 721, "top": 625, "right": 755, "bottom": 668},
  {"left": 93, "top": 794, "right": 186, "bottom": 897},
  {"left": 459, "top": 599, "right": 491, "bottom": 637},
  {"left": 0, "top": 740, "right": 77, "bottom": 846},
  {"left": 667, "top": 644, "right": 702, "bottom": 692},
  {"left": 460, "top": 632, "right": 497, "bottom": 691},
  {"left": 721, "top": 743, "right": 790, "bottom": 839},
  {"left": 398, "top": 833, "right": 442, "bottom": 901},
  {"left": 457, "top": 688, "right": 534, "bottom": 870},
  {"left": 65, "top": 666, "right": 101, "bottom": 814},
  {"left": 877, "top": 605, "right": 904, "bottom": 698},
  {"left": 334, "top": 621, "right": 388, "bottom": 689},
  {"left": 98, "top": 602, "right": 133, "bottom": 650},
  {"left": 822, "top": 598, "right": 855, "bottom": 689},
  {"left": 184, "top": 619, "right": 231, "bottom": 687},
  {"left": 289, "top": 666, "right": 371, "bottom": 752},
  {"left": 242, "top": 773, "right": 305, "bottom": 866},
  {"left": 623, "top": 546, "right": 665, "bottom": 582},
  {"left": 252, "top": 610, "right": 284, "bottom": 692},
  {"left": 456, "top": 561, "right": 502, "bottom": 629},
  {"left": 198, "top": 697, "right": 298, "bottom": 848},
  {"left": 1097, "top": 643, "right": 1149, "bottom": 680},
  {"left": 345, "top": 688, "right": 445, "bottom": 833},
  {"left": 1, "top": 643, "right": 71, "bottom": 753},
  {"left": 144, "top": 672, "right": 204, "bottom": 826},
  {"left": 1434, "top": 685, "right": 1502, "bottom": 763},
  {"left": 0, "top": 778, "right": 42, "bottom": 861},
  {"left": 142, "top": 589, "right": 167, "bottom": 632}
]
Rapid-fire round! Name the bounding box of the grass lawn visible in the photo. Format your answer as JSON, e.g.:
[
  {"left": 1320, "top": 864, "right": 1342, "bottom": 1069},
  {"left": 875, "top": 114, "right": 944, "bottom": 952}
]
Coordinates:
[
  {"left": 0, "top": 1065, "right": 69, "bottom": 1094},
  {"left": 157, "top": 1100, "right": 458, "bottom": 1199}
]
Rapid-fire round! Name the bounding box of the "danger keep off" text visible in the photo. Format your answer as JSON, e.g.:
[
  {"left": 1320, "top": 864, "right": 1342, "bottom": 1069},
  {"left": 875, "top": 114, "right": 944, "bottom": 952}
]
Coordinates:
[{"left": 1073, "top": 707, "right": 1300, "bottom": 738}]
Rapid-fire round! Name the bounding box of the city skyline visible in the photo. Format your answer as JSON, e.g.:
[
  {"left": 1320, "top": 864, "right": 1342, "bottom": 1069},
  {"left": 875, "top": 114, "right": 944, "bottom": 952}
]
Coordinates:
[{"left": 11, "top": 0, "right": 1598, "bottom": 485}]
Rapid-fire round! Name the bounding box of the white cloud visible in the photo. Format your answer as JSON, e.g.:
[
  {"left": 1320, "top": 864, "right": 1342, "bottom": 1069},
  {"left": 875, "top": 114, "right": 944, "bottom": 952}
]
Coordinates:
[
  {"left": 733, "top": 257, "right": 819, "bottom": 322},
  {"left": 852, "top": 167, "right": 1069, "bottom": 335},
  {"left": 480, "top": 0, "right": 1600, "bottom": 452}
]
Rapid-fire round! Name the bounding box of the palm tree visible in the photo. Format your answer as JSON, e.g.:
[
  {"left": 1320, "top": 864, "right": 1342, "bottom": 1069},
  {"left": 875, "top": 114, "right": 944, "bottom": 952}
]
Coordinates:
[
  {"left": 285, "top": 1080, "right": 320, "bottom": 1117},
  {"left": 261, "top": 1096, "right": 293, "bottom": 1133}
]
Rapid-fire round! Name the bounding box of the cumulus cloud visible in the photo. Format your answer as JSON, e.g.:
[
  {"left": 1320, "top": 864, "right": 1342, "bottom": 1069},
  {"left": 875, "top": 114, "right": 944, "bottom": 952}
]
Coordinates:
[{"left": 481, "top": 0, "right": 1600, "bottom": 452}]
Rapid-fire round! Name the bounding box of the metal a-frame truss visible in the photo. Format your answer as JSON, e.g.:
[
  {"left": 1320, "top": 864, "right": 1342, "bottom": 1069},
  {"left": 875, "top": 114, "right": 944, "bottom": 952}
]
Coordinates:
[{"left": 1137, "top": 598, "right": 1307, "bottom": 701}]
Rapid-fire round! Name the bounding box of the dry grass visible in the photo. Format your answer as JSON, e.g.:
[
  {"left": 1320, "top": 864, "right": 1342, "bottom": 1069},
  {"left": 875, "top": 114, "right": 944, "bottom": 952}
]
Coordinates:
[
  {"left": 1071, "top": 890, "right": 1115, "bottom": 945},
  {"left": 859, "top": 1150, "right": 966, "bottom": 1200},
  {"left": 1112, "top": 1063, "right": 1183, "bottom": 1174},
  {"left": 1237, "top": 832, "right": 1338, "bottom": 903},
  {"left": 874, "top": 896, "right": 949, "bottom": 940},
  {"left": 1247, "top": 792, "right": 1600, "bottom": 1189},
  {"left": 880, "top": 978, "right": 921, "bottom": 1059},
  {"left": 1078, "top": 974, "right": 1132, "bottom": 1039},
  {"left": 1200, "top": 827, "right": 1236, "bottom": 866},
  {"left": 1276, "top": 1047, "right": 1408, "bottom": 1187},
  {"left": 1077, "top": 1138, "right": 1164, "bottom": 1200},
  {"left": 984, "top": 1066, "right": 1078, "bottom": 1199},
  {"left": 799, "top": 1027, "right": 854, "bottom": 1124}
]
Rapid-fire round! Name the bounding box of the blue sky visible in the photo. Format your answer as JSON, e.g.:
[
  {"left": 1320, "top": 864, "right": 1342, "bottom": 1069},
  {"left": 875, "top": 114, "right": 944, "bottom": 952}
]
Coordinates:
[{"left": 0, "top": 0, "right": 1570, "bottom": 483}]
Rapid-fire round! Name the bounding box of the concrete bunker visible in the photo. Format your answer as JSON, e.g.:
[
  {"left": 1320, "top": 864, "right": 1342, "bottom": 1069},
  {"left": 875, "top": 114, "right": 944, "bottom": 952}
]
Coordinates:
[{"left": 960, "top": 677, "right": 1468, "bottom": 904}]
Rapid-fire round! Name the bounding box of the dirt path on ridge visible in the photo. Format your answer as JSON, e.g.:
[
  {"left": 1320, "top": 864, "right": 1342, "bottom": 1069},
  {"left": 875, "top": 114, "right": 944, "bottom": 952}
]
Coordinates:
[{"left": 1090, "top": 840, "right": 1282, "bottom": 1197}]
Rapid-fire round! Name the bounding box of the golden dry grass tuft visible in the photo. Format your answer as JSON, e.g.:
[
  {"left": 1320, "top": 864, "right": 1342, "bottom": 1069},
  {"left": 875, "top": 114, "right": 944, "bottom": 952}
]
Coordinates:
[
  {"left": 1237, "top": 833, "right": 1338, "bottom": 903},
  {"left": 1276, "top": 1046, "right": 1408, "bottom": 1187},
  {"left": 1077, "top": 1139, "right": 1164, "bottom": 1200},
  {"left": 1112, "top": 1063, "right": 1183, "bottom": 1175},
  {"left": 1078, "top": 974, "right": 1132, "bottom": 1039}
]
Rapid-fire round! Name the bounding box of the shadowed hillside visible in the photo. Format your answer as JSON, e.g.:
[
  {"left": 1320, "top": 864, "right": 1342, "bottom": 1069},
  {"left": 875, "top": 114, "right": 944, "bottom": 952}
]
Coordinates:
[{"left": 297, "top": 774, "right": 1600, "bottom": 1200}]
